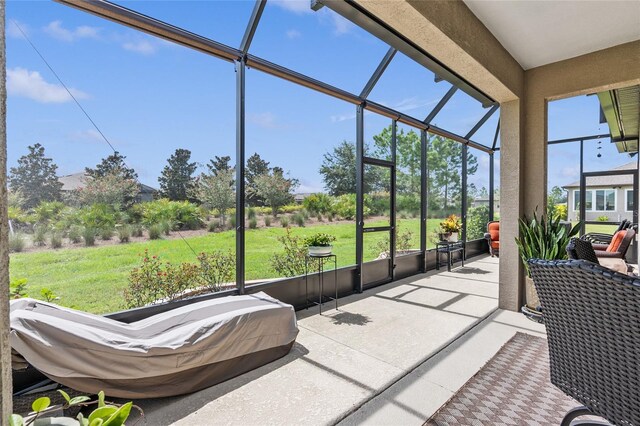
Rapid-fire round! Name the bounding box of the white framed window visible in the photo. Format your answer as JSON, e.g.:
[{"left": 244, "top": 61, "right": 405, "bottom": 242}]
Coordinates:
[
  {"left": 594, "top": 189, "right": 616, "bottom": 211},
  {"left": 573, "top": 190, "right": 593, "bottom": 211},
  {"left": 626, "top": 189, "right": 635, "bottom": 212}
]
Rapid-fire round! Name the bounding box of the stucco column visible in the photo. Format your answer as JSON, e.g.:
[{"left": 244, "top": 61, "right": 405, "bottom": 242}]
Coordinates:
[
  {"left": 499, "top": 100, "right": 525, "bottom": 310},
  {"left": 0, "top": 1, "right": 12, "bottom": 420}
]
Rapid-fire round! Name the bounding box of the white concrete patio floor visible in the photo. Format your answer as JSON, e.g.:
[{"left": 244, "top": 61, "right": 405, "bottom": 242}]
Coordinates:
[{"left": 134, "top": 255, "right": 546, "bottom": 425}]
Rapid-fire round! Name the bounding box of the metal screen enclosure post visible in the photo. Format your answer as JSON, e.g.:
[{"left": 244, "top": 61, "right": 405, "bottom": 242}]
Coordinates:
[
  {"left": 461, "top": 144, "right": 468, "bottom": 243},
  {"left": 420, "top": 130, "right": 428, "bottom": 272},
  {"left": 235, "top": 60, "right": 246, "bottom": 294},
  {"left": 579, "top": 140, "right": 585, "bottom": 236},
  {"left": 489, "top": 151, "right": 495, "bottom": 222},
  {"left": 355, "top": 104, "right": 365, "bottom": 293},
  {"left": 390, "top": 120, "right": 397, "bottom": 280}
]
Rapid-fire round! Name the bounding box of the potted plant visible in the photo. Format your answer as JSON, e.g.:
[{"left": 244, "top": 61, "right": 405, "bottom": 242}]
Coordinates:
[
  {"left": 515, "top": 210, "right": 580, "bottom": 321},
  {"left": 440, "top": 214, "right": 462, "bottom": 242},
  {"left": 304, "top": 233, "right": 336, "bottom": 256}
]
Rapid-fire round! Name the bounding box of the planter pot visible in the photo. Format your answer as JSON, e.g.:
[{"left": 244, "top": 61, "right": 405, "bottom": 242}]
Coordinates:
[
  {"left": 439, "top": 232, "right": 451, "bottom": 242},
  {"left": 525, "top": 275, "right": 540, "bottom": 309},
  {"left": 447, "top": 232, "right": 459, "bottom": 243},
  {"left": 308, "top": 245, "right": 332, "bottom": 256}
]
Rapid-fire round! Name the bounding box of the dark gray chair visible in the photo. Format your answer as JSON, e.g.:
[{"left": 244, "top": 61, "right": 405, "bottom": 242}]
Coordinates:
[{"left": 529, "top": 259, "right": 640, "bottom": 426}]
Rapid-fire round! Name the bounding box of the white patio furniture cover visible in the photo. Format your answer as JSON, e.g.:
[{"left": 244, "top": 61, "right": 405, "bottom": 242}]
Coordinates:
[{"left": 10, "top": 292, "right": 298, "bottom": 398}]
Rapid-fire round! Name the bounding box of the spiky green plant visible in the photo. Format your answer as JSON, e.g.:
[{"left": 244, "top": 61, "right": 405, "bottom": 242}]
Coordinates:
[{"left": 515, "top": 210, "right": 581, "bottom": 277}]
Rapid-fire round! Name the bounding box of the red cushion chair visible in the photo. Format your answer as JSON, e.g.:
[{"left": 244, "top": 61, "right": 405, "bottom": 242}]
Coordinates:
[{"left": 483, "top": 221, "right": 499, "bottom": 257}]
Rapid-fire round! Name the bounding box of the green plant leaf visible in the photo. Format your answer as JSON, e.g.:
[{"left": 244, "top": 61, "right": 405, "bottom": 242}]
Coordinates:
[
  {"left": 89, "top": 419, "right": 104, "bottom": 426},
  {"left": 32, "top": 397, "right": 50, "bottom": 413},
  {"left": 98, "top": 391, "right": 106, "bottom": 408},
  {"left": 102, "top": 402, "right": 132, "bottom": 426},
  {"left": 8, "top": 414, "right": 24, "bottom": 426},
  {"left": 69, "top": 396, "right": 92, "bottom": 406},
  {"left": 77, "top": 413, "right": 89, "bottom": 426},
  {"left": 88, "top": 406, "right": 118, "bottom": 424},
  {"left": 57, "top": 390, "right": 71, "bottom": 404}
]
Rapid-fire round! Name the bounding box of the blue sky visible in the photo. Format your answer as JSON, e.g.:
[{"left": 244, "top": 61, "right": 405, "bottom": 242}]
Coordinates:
[{"left": 6, "top": 0, "right": 631, "bottom": 194}]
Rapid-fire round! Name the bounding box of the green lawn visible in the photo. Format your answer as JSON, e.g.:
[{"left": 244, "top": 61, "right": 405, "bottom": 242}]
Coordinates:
[{"left": 10, "top": 218, "right": 446, "bottom": 314}]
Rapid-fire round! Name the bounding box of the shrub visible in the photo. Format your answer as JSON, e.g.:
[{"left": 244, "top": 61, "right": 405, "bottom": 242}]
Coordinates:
[
  {"left": 365, "top": 194, "right": 389, "bottom": 217},
  {"left": 33, "top": 201, "right": 67, "bottom": 224},
  {"left": 33, "top": 225, "right": 48, "bottom": 246},
  {"left": 332, "top": 194, "right": 370, "bottom": 220},
  {"left": 280, "top": 216, "right": 289, "bottom": 227},
  {"left": 76, "top": 171, "right": 139, "bottom": 209},
  {"left": 118, "top": 225, "right": 131, "bottom": 243},
  {"left": 270, "top": 228, "right": 308, "bottom": 277},
  {"left": 396, "top": 194, "right": 420, "bottom": 214},
  {"left": 83, "top": 227, "right": 96, "bottom": 246},
  {"left": 9, "top": 233, "right": 25, "bottom": 253},
  {"left": 554, "top": 204, "right": 568, "bottom": 221},
  {"left": 148, "top": 224, "right": 162, "bottom": 240},
  {"left": 68, "top": 225, "right": 83, "bottom": 243},
  {"left": 264, "top": 215, "right": 272, "bottom": 227},
  {"left": 247, "top": 207, "right": 257, "bottom": 220},
  {"left": 160, "top": 220, "right": 172, "bottom": 236},
  {"left": 131, "top": 224, "right": 144, "bottom": 237},
  {"left": 229, "top": 215, "right": 237, "bottom": 229},
  {"left": 248, "top": 217, "right": 258, "bottom": 229},
  {"left": 208, "top": 220, "right": 220, "bottom": 232},
  {"left": 293, "top": 213, "right": 305, "bottom": 227},
  {"left": 50, "top": 232, "right": 63, "bottom": 249},
  {"left": 10, "top": 278, "right": 28, "bottom": 298},
  {"left": 100, "top": 227, "right": 114, "bottom": 241},
  {"left": 124, "top": 249, "right": 235, "bottom": 308},
  {"left": 197, "top": 251, "right": 235, "bottom": 292},
  {"left": 597, "top": 215, "right": 609, "bottom": 222},
  {"left": 79, "top": 203, "right": 118, "bottom": 231},
  {"left": 280, "top": 205, "right": 301, "bottom": 214},
  {"left": 303, "top": 193, "right": 333, "bottom": 214},
  {"left": 301, "top": 209, "right": 310, "bottom": 220},
  {"left": 141, "top": 199, "right": 203, "bottom": 230},
  {"left": 466, "top": 205, "right": 490, "bottom": 240}
]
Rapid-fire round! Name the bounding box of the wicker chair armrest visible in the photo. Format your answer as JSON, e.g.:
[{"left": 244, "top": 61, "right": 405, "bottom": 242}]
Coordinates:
[{"left": 582, "top": 233, "right": 614, "bottom": 245}]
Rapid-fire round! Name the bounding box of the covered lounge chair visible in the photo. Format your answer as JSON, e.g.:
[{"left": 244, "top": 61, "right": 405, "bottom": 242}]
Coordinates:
[{"left": 10, "top": 292, "right": 299, "bottom": 398}]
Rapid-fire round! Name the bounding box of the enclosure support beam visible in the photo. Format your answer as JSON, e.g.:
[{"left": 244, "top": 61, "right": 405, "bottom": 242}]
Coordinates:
[
  {"left": 461, "top": 144, "right": 468, "bottom": 243},
  {"left": 465, "top": 104, "right": 499, "bottom": 140},
  {"left": 235, "top": 60, "right": 246, "bottom": 294},
  {"left": 579, "top": 140, "right": 585, "bottom": 236},
  {"left": 489, "top": 152, "right": 495, "bottom": 222},
  {"left": 390, "top": 120, "right": 397, "bottom": 281},
  {"left": 491, "top": 119, "right": 500, "bottom": 151},
  {"left": 420, "top": 130, "right": 428, "bottom": 272},
  {"left": 355, "top": 104, "right": 365, "bottom": 293},
  {"left": 424, "top": 86, "right": 457, "bottom": 124},
  {"left": 240, "top": 0, "right": 266, "bottom": 55},
  {"left": 360, "top": 47, "right": 396, "bottom": 99}
]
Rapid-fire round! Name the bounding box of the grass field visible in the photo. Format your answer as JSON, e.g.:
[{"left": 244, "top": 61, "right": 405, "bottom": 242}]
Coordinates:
[{"left": 10, "top": 218, "right": 447, "bottom": 314}]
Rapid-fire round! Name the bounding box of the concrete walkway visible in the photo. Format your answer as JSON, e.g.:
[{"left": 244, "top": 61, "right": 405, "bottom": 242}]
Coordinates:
[{"left": 133, "top": 256, "right": 543, "bottom": 425}]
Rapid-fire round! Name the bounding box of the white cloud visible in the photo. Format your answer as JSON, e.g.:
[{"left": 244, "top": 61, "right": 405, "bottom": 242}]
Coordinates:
[
  {"left": 271, "top": 0, "right": 312, "bottom": 14},
  {"left": 7, "top": 67, "right": 89, "bottom": 104},
  {"left": 286, "top": 29, "right": 302, "bottom": 39},
  {"left": 122, "top": 39, "right": 157, "bottom": 55},
  {"left": 70, "top": 129, "right": 103, "bottom": 143},
  {"left": 329, "top": 13, "right": 353, "bottom": 35},
  {"left": 44, "top": 20, "right": 100, "bottom": 42},
  {"left": 248, "top": 112, "right": 278, "bottom": 129},
  {"left": 392, "top": 96, "right": 438, "bottom": 113},
  {"left": 7, "top": 20, "right": 29, "bottom": 39}
]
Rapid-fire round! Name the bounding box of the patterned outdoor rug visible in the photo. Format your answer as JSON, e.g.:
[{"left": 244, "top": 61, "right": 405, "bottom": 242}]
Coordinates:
[{"left": 425, "top": 332, "right": 580, "bottom": 426}]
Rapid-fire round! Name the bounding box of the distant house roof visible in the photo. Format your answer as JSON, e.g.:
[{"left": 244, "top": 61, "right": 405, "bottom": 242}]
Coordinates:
[
  {"left": 58, "top": 172, "right": 156, "bottom": 193},
  {"left": 562, "top": 161, "right": 638, "bottom": 189}
]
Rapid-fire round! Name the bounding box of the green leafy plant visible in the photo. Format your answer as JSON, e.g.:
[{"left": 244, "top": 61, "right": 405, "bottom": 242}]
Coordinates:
[
  {"left": 515, "top": 210, "right": 580, "bottom": 277},
  {"left": 40, "top": 288, "right": 58, "bottom": 303},
  {"left": 9, "top": 390, "right": 136, "bottom": 426},
  {"left": 68, "top": 225, "right": 83, "bottom": 244},
  {"left": 118, "top": 225, "right": 131, "bottom": 243},
  {"left": 303, "top": 233, "right": 336, "bottom": 247},
  {"left": 197, "top": 250, "right": 235, "bottom": 292},
  {"left": 302, "top": 193, "right": 333, "bottom": 214},
  {"left": 597, "top": 215, "right": 609, "bottom": 222},
  {"left": 271, "top": 227, "right": 309, "bottom": 277},
  {"left": 10, "top": 278, "right": 29, "bottom": 299},
  {"left": 82, "top": 227, "right": 96, "bottom": 247}
]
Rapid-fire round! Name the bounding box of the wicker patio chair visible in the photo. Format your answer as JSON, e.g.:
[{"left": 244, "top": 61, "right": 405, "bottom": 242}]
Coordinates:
[
  {"left": 529, "top": 259, "right": 640, "bottom": 426},
  {"left": 566, "top": 237, "right": 600, "bottom": 264},
  {"left": 587, "top": 228, "right": 636, "bottom": 259}
]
